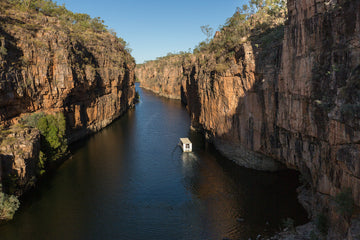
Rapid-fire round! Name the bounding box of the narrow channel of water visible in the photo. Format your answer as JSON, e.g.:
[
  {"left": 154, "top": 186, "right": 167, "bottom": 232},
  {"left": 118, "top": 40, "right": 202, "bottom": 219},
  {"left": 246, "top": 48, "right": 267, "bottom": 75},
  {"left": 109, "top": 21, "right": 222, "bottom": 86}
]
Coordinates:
[{"left": 0, "top": 83, "right": 307, "bottom": 239}]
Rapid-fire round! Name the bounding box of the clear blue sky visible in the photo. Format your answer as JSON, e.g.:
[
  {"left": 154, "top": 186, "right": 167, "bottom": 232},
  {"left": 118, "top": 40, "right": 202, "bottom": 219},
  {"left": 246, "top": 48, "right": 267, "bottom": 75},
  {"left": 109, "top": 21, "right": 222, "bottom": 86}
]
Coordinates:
[{"left": 56, "top": 0, "right": 244, "bottom": 63}]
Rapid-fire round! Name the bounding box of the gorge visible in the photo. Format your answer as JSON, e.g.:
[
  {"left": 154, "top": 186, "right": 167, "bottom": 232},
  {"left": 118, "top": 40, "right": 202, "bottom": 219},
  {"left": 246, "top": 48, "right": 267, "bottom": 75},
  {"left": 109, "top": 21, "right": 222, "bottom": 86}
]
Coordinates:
[
  {"left": 0, "top": 0, "right": 359, "bottom": 239},
  {"left": 136, "top": 0, "right": 360, "bottom": 238},
  {"left": 0, "top": 84, "right": 308, "bottom": 240}
]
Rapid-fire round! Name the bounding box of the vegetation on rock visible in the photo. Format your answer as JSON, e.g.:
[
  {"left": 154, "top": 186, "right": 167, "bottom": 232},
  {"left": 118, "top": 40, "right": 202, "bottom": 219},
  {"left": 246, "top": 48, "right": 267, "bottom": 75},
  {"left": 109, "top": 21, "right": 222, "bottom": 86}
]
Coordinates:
[
  {"left": 193, "top": 0, "right": 287, "bottom": 54},
  {"left": 0, "top": 186, "right": 20, "bottom": 220},
  {"left": 1, "top": 0, "right": 132, "bottom": 55},
  {"left": 138, "top": 0, "right": 287, "bottom": 84},
  {"left": 20, "top": 112, "right": 67, "bottom": 174},
  {"left": 0, "top": 0, "right": 136, "bottom": 221}
]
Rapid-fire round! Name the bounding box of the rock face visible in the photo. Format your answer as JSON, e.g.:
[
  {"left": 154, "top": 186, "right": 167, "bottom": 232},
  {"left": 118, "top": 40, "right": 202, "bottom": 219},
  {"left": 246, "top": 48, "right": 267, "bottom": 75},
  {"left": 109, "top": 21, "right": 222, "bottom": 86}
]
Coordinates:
[
  {"left": 138, "top": 0, "right": 360, "bottom": 236},
  {"left": 0, "top": 3, "right": 136, "bottom": 142},
  {"left": 0, "top": 1, "right": 135, "bottom": 200},
  {"left": 0, "top": 126, "right": 40, "bottom": 195},
  {"left": 136, "top": 55, "right": 186, "bottom": 100},
  {"left": 279, "top": 0, "right": 360, "bottom": 203}
]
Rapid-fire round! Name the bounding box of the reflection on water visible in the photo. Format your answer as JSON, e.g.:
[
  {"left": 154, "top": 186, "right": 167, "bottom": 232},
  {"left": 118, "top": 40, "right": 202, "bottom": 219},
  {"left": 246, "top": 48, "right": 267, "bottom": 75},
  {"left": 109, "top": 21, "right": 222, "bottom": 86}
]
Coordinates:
[{"left": 0, "top": 83, "right": 307, "bottom": 240}]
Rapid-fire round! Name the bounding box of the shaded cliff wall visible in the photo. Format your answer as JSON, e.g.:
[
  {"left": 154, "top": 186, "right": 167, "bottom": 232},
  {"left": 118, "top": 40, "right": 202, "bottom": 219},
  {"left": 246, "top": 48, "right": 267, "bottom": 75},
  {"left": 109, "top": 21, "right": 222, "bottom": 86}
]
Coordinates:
[
  {"left": 278, "top": 0, "right": 360, "bottom": 204},
  {"left": 184, "top": 0, "right": 360, "bottom": 204},
  {"left": 136, "top": 55, "right": 188, "bottom": 100},
  {"left": 138, "top": 0, "right": 360, "bottom": 235},
  {"left": 0, "top": 126, "right": 40, "bottom": 195},
  {"left": 185, "top": 0, "right": 360, "bottom": 212}
]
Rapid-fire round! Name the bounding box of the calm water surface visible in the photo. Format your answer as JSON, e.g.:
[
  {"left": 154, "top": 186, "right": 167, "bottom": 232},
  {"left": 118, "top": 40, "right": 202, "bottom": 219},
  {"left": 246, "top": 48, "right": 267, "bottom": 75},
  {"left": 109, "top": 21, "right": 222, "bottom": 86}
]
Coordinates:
[{"left": 0, "top": 83, "right": 307, "bottom": 239}]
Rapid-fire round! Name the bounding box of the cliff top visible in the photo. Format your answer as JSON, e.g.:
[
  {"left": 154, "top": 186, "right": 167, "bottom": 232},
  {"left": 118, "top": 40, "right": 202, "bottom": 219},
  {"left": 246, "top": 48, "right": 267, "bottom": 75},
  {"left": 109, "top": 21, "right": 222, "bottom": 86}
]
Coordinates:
[{"left": 0, "top": 0, "right": 134, "bottom": 64}]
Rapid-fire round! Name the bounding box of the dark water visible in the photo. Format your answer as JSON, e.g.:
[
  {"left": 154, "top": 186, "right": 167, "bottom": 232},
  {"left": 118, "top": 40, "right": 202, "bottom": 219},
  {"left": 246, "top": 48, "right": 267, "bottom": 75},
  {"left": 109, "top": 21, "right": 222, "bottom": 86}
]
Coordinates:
[{"left": 0, "top": 83, "right": 307, "bottom": 240}]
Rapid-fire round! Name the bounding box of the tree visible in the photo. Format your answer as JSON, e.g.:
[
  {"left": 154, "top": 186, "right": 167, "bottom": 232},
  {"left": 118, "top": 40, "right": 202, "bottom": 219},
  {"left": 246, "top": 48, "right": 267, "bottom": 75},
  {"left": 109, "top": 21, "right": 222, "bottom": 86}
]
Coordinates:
[{"left": 200, "top": 25, "right": 214, "bottom": 43}]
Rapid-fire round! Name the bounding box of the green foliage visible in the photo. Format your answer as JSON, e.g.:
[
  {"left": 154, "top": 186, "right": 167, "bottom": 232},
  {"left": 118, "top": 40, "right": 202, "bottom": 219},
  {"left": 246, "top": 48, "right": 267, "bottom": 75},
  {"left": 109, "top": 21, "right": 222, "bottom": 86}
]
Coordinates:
[
  {"left": 153, "top": 51, "right": 191, "bottom": 61},
  {"left": 315, "top": 213, "right": 328, "bottom": 236},
  {"left": 193, "top": 41, "right": 208, "bottom": 54},
  {"left": 334, "top": 188, "right": 354, "bottom": 217},
  {"left": 201, "top": 25, "right": 214, "bottom": 43},
  {"left": 7, "top": 0, "right": 131, "bottom": 45},
  {"left": 116, "top": 36, "right": 132, "bottom": 54},
  {"left": 193, "top": 0, "right": 287, "bottom": 55},
  {"left": 38, "top": 151, "right": 46, "bottom": 175},
  {"left": 21, "top": 112, "right": 68, "bottom": 173},
  {"left": 134, "top": 91, "right": 140, "bottom": 103},
  {"left": 19, "top": 112, "right": 46, "bottom": 127},
  {"left": 36, "top": 113, "right": 67, "bottom": 160},
  {"left": 0, "top": 189, "right": 20, "bottom": 220}
]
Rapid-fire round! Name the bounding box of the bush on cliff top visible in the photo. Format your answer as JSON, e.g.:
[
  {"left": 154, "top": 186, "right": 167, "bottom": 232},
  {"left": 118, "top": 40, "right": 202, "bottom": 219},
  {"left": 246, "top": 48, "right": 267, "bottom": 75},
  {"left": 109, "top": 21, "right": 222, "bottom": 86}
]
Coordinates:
[
  {"left": 9, "top": 0, "right": 106, "bottom": 32},
  {"left": 6, "top": 0, "right": 131, "bottom": 52},
  {"left": 193, "top": 0, "right": 287, "bottom": 54}
]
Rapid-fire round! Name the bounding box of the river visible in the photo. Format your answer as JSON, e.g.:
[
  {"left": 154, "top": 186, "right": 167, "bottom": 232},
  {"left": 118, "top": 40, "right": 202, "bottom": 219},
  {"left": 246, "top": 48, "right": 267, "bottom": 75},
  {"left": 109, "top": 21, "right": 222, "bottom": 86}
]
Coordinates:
[{"left": 0, "top": 83, "right": 307, "bottom": 239}]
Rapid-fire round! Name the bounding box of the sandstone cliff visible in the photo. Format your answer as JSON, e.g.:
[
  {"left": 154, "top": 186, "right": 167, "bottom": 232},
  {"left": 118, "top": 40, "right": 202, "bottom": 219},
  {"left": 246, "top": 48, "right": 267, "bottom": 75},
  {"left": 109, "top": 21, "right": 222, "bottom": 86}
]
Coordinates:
[
  {"left": 0, "top": 125, "right": 40, "bottom": 196},
  {"left": 0, "top": 1, "right": 135, "bottom": 142},
  {"left": 0, "top": 0, "right": 135, "bottom": 211},
  {"left": 137, "top": 0, "right": 360, "bottom": 237},
  {"left": 136, "top": 55, "right": 187, "bottom": 100}
]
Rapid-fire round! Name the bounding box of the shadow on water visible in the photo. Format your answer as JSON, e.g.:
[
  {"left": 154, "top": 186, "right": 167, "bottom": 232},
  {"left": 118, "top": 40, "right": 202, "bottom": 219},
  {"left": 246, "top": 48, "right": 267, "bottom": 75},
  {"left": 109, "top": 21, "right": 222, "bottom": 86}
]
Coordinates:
[
  {"left": 182, "top": 130, "right": 308, "bottom": 239},
  {"left": 0, "top": 83, "right": 307, "bottom": 240}
]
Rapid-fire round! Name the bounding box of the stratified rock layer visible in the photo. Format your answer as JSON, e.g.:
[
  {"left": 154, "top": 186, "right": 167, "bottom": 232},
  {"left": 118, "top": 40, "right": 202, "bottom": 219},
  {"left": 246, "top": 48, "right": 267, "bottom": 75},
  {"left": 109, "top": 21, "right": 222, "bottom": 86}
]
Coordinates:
[
  {"left": 0, "top": 3, "right": 136, "bottom": 142},
  {"left": 136, "top": 56, "right": 186, "bottom": 100},
  {"left": 0, "top": 126, "right": 40, "bottom": 195},
  {"left": 0, "top": 2, "right": 135, "bottom": 200}
]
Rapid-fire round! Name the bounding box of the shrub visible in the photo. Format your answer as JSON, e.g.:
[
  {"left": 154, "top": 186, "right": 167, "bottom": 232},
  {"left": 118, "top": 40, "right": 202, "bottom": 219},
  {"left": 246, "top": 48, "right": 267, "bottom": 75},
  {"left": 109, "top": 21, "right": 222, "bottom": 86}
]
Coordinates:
[
  {"left": 38, "top": 151, "right": 47, "bottom": 175},
  {"left": 0, "top": 188, "right": 20, "bottom": 220},
  {"left": 36, "top": 113, "right": 67, "bottom": 160},
  {"left": 193, "top": 0, "right": 287, "bottom": 56},
  {"left": 8, "top": 0, "right": 118, "bottom": 40},
  {"left": 134, "top": 91, "right": 140, "bottom": 103},
  {"left": 20, "top": 112, "right": 46, "bottom": 127},
  {"left": 21, "top": 112, "right": 68, "bottom": 173},
  {"left": 215, "top": 63, "right": 229, "bottom": 73}
]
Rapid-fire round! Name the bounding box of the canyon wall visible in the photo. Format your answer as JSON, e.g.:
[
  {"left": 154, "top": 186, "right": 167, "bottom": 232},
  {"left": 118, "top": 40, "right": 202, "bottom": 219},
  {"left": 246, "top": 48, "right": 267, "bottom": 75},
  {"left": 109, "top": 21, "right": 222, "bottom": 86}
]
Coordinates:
[
  {"left": 0, "top": 125, "right": 40, "bottom": 195},
  {"left": 0, "top": 3, "right": 136, "bottom": 142},
  {"left": 138, "top": 0, "right": 360, "bottom": 237},
  {"left": 136, "top": 56, "right": 186, "bottom": 100},
  {"left": 0, "top": 1, "right": 135, "bottom": 200}
]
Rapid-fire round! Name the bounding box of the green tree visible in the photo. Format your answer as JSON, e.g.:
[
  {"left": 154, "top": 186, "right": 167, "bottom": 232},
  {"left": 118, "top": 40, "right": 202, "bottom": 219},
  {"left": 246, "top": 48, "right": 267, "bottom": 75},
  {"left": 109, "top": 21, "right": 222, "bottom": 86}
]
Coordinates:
[
  {"left": 21, "top": 112, "right": 68, "bottom": 173},
  {"left": 0, "top": 186, "right": 20, "bottom": 220},
  {"left": 200, "top": 25, "right": 214, "bottom": 43}
]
